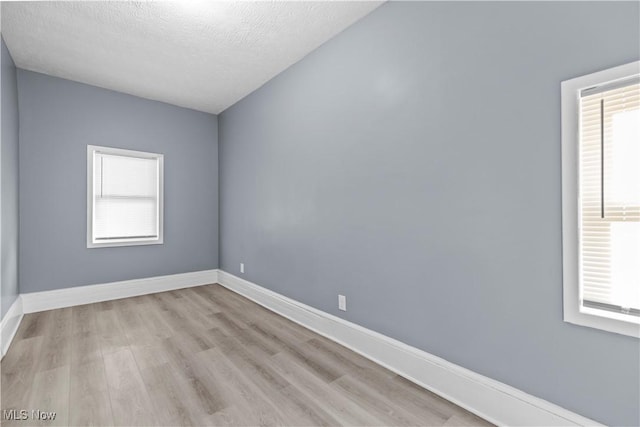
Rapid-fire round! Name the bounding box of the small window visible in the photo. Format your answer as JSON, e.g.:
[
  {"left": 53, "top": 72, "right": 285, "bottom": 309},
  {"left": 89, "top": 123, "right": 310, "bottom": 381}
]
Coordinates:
[
  {"left": 87, "top": 145, "right": 163, "bottom": 248},
  {"left": 561, "top": 61, "right": 640, "bottom": 338}
]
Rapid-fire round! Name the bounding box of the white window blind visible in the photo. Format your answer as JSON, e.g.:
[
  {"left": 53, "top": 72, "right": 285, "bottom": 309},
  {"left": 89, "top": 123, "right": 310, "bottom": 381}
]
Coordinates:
[
  {"left": 88, "top": 146, "right": 163, "bottom": 248},
  {"left": 579, "top": 78, "right": 640, "bottom": 316}
]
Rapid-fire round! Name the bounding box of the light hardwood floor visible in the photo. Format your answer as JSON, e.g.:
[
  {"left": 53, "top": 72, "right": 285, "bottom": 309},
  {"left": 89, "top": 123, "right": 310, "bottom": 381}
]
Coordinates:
[{"left": 1, "top": 284, "right": 492, "bottom": 426}]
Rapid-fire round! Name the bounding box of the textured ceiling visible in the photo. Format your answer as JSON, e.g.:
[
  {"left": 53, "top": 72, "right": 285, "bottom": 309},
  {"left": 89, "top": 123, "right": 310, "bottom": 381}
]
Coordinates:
[{"left": 1, "top": 1, "right": 382, "bottom": 114}]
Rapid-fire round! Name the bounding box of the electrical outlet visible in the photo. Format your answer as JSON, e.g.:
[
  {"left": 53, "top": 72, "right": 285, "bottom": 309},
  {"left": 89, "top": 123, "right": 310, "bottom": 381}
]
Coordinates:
[
  {"left": 338, "top": 294, "right": 346, "bottom": 311},
  {"left": 240, "top": 263, "right": 244, "bottom": 274}
]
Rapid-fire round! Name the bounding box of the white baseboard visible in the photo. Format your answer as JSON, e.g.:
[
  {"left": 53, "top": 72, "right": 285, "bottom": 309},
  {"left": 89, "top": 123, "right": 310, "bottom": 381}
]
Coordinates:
[
  {"left": 1, "top": 296, "right": 24, "bottom": 358},
  {"left": 21, "top": 269, "right": 219, "bottom": 314},
  {"left": 217, "top": 270, "right": 602, "bottom": 427}
]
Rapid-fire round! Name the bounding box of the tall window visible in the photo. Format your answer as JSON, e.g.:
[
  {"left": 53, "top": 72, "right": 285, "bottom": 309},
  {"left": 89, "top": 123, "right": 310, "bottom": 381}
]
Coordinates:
[
  {"left": 87, "top": 145, "right": 164, "bottom": 248},
  {"left": 562, "top": 61, "right": 640, "bottom": 338}
]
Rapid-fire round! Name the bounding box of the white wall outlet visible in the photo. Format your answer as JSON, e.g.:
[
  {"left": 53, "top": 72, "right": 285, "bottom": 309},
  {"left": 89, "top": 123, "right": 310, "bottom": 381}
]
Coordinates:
[
  {"left": 240, "top": 263, "right": 244, "bottom": 274},
  {"left": 338, "top": 294, "right": 347, "bottom": 311}
]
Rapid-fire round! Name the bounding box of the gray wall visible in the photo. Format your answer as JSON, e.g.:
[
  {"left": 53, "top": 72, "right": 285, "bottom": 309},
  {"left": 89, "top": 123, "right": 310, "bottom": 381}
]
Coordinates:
[
  {"left": 219, "top": 2, "right": 640, "bottom": 425},
  {"left": 18, "top": 70, "right": 218, "bottom": 293},
  {"left": 1, "top": 36, "right": 20, "bottom": 319}
]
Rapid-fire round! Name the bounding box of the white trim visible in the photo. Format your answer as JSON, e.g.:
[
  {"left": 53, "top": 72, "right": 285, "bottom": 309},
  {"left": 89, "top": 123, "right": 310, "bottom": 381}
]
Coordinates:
[
  {"left": 561, "top": 61, "right": 640, "bottom": 338},
  {"left": 21, "top": 269, "right": 218, "bottom": 313},
  {"left": 1, "top": 296, "right": 24, "bottom": 358},
  {"left": 218, "top": 270, "right": 602, "bottom": 427},
  {"left": 86, "top": 144, "right": 165, "bottom": 249}
]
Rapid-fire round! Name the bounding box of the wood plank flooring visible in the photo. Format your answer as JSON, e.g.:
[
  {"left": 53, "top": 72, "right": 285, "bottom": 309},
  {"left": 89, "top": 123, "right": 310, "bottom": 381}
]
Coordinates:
[{"left": 1, "top": 284, "right": 492, "bottom": 426}]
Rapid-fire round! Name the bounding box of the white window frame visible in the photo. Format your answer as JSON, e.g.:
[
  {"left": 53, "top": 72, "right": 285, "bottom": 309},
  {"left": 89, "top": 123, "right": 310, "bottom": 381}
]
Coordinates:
[
  {"left": 561, "top": 61, "right": 640, "bottom": 338},
  {"left": 87, "top": 145, "right": 164, "bottom": 249}
]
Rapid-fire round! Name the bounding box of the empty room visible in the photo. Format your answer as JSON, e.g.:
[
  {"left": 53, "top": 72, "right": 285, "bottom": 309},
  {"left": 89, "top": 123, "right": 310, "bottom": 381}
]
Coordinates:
[{"left": 1, "top": 1, "right": 638, "bottom": 426}]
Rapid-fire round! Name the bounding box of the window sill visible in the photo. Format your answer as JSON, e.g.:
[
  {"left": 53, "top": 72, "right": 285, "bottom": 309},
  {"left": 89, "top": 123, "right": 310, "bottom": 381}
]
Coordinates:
[
  {"left": 564, "top": 305, "right": 640, "bottom": 338},
  {"left": 87, "top": 238, "right": 163, "bottom": 249}
]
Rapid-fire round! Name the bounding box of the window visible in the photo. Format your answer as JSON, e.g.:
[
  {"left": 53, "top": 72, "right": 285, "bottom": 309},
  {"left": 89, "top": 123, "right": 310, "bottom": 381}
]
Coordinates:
[
  {"left": 87, "top": 145, "right": 163, "bottom": 248},
  {"left": 562, "top": 61, "right": 640, "bottom": 338}
]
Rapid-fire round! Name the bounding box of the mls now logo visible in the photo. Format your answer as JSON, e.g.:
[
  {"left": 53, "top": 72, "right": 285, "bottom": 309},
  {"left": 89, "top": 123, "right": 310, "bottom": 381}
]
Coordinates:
[{"left": 3, "top": 409, "right": 57, "bottom": 421}]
